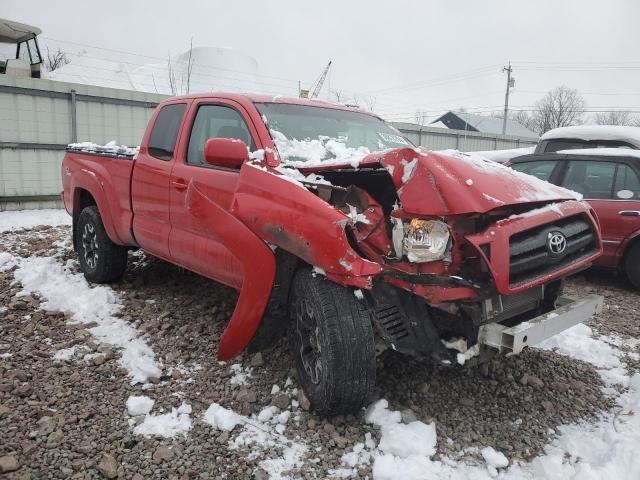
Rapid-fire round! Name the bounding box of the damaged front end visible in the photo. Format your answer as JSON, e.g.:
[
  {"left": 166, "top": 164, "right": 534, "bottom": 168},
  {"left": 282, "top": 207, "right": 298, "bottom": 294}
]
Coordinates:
[{"left": 284, "top": 147, "right": 603, "bottom": 364}]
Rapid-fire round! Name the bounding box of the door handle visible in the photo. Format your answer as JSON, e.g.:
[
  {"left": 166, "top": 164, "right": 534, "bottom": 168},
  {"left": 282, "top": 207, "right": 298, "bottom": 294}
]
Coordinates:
[
  {"left": 618, "top": 210, "right": 640, "bottom": 216},
  {"left": 172, "top": 179, "right": 188, "bottom": 191}
]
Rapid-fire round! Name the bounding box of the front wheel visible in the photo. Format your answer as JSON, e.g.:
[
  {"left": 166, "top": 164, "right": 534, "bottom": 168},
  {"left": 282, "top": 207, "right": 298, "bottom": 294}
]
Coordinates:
[
  {"left": 625, "top": 243, "right": 640, "bottom": 290},
  {"left": 289, "top": 269, "right": 375, "bottom": 415},
  {"left": 76, "top": 206, "right": 128, "bottom": 283}
]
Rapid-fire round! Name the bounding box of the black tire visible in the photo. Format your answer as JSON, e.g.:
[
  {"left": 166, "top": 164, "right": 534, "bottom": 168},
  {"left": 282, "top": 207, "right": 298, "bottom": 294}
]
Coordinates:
[
  {"left": 625, "top": 243, "right": 640, "bottom": 290},
  {"left": 76, "top": 206, "right": 128, "bottom": 283},
  {"left": 289, "top": 269, "right": 375, "bottom": 415}
]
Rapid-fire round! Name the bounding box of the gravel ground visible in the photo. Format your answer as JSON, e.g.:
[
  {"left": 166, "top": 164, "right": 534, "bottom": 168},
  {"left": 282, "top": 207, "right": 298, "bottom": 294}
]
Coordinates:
[{"left": 0, "top": 224, "right": 637, "bottom": 479}]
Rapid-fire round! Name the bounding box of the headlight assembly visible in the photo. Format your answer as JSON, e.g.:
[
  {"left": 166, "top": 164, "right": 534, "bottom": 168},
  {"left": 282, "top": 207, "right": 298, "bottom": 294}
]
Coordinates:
[{"left": 392, "top": 218, "right": 451, "bottom": 263}]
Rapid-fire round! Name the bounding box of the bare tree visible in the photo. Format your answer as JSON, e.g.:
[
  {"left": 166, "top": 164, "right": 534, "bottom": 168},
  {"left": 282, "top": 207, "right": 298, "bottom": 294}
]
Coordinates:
[
  {"left": 182, "top": 38, "right": 194, "bottom": 95},
  {"left": 167, "top": 39, "right": 195, "bottom": 96},
  {"left": 167, "top": 52, "right": 178, "bottom": 95},
  {"left": 594, "top": 110, "right": 637, "bottom": 126},
  {"left": 329, "top": 89, "right": 345, "bottom": 103},
  {"left": 491, "top": 109, "right": 536, "bottom": 132},
  {"left": 44, "top": 47, "right": 70, "bottom": 72},
  {"left": 360, "top": 95, "right": 377, "bottom": 112},
  {"left": 531, "top": 86, "right": 586, "bottom": 134},
  {"left": 414, "top": 109, "right": 429, "bottom": 126}
]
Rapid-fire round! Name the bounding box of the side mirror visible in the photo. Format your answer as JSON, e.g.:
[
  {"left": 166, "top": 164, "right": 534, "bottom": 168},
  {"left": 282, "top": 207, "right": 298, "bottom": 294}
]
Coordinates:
[{"left": 203, "top": 138, "right": 249, "bottom": 169}]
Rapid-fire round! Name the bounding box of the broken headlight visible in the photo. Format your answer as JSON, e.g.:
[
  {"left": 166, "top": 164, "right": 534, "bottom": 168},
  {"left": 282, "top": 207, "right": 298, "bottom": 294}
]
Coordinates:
[{"left": 392, "top": 218, "right": 450, "bottom": 263}]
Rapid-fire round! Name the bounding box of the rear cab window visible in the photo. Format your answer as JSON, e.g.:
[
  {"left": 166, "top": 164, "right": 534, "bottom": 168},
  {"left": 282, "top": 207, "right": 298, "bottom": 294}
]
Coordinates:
[{"left": 148, "top": 103, "right": 187, "bottom": 160}]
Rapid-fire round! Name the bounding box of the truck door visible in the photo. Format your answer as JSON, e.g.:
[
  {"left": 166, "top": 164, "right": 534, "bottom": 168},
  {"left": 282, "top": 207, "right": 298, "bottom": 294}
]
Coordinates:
[
  {"left": 131, "top": 102, "right": 187, "bottom": 259},
  {"left": 560, "top": 159, "right": 640, "bottom": 267},
  {"left": 168, "top": 100, "right": 260, "bottom": 289}
]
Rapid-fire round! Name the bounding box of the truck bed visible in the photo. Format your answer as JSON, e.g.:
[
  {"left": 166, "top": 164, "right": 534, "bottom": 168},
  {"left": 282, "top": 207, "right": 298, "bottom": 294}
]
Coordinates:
[{"left": 61, "top": 147, "right": 137, "bottom": 246}]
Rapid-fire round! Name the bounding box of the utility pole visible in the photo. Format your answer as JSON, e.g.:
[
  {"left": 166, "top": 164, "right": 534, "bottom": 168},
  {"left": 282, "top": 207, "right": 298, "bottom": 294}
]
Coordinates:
[{"left": 502, "top": 62, "right": 514, "bottom": 135}]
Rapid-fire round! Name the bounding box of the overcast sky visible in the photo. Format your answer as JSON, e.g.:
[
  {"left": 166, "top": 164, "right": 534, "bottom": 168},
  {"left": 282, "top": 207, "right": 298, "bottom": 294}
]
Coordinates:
[{"left": 4, "top": 0, "right": 640, "bottom": 122}]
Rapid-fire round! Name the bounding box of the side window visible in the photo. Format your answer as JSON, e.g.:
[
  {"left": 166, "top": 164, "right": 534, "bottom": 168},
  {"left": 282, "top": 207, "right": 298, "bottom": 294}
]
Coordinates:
[
  {"left": 148, "top": 103, "right": 187, "bottom": 160},
  {"left": 613, "top": 164, "right": 640, "bottom": 200},
  {"left": 187, "top": 105, "right": 255, "bottom": 167},
  {"left": 511, "top": 161, "right": 557, "bottom": 181},
  {"left": 562, "top": 161, "right": 617, "bottom": 199}
]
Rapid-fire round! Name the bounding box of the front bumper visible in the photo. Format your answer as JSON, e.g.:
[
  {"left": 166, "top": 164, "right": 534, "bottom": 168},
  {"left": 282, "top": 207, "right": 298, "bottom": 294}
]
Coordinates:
[{"left": 477, "top": 294, "right": 603, "bottom": 354}]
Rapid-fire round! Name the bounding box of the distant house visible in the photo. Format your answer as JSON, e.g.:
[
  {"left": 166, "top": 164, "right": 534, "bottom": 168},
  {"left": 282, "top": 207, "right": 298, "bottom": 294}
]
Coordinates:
[{"left": 431, "top": 111, "right": 538, "bottom": 139}]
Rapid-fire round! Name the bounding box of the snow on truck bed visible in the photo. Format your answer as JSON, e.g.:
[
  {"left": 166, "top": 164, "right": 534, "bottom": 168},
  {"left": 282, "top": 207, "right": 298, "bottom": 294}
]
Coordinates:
[{"left": 67, "top": 140, "right": 139, "bottom": 158}]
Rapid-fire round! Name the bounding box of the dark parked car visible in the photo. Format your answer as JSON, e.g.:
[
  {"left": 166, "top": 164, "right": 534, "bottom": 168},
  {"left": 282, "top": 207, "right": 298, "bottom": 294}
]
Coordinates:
[{"left": 509, "top": 149, "right": 640, "bottom": 288}]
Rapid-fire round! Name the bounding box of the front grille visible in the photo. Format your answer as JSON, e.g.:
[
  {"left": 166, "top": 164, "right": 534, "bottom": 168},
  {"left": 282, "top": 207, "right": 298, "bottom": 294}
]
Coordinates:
[{"left": 509, "top": 214, "right": 597, "bottom": 288}]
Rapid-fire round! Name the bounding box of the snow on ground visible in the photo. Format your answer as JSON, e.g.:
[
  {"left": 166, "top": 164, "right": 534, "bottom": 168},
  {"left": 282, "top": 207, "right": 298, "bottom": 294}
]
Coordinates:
[
  {"left": 339, "top": 322, "right": 640, "bottom": 480},
  {"left": 8, "top": 255, "right": 161, "bottom": 384},
  {"left": 204, "top": 400, "right": 308, "bottom": 479},
  {"left": 0, "top": 209, "right": 161, "bottom": 384},
  {"left": 3, "top": 209, "right": 640, "bottom": 479},
  {"left": 0, "top": 209, "right": 71, "bottom": 232},
  {"left": 229, "top": 362, "right": 252, "bottom": 386},
  {"left": 133, "top": 402, "right": 193, "bottom": 438},
  {"left": 126, "top": 395, "right": 155, "bottom": 416}
]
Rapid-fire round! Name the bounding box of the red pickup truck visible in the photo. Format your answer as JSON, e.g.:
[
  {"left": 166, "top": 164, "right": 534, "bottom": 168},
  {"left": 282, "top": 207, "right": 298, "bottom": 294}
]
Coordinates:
[{"left": 62, "top": 93, "right": 604, "bottom": 415}]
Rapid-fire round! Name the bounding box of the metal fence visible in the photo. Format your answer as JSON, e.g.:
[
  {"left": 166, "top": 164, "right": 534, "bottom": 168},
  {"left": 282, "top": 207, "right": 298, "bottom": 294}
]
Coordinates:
[
  {"left": 392, "top": 122, "right": 538, "bottom": 152},
  {"left": 0, "top": 75, "right": 168, "bottom": 210},
  {"left": 0, "top": 76, "right": 538, "bottom": 210}
]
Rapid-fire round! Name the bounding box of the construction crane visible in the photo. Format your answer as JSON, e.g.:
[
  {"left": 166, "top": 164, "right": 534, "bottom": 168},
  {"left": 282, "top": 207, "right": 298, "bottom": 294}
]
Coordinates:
[{"left": 300, "top": 61, "right": 332, "bottom": 99}]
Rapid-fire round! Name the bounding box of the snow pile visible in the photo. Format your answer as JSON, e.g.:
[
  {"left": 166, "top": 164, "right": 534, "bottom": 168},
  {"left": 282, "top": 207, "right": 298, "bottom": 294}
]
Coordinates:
[
  {"left": 271, "top": 130, "right": 370, "bottom": 168},
  {"left": 67, "top": 140, "right": 139, "bottom": 157},
  {"left": 0, "top": 209, "right": 71, "bottom": 232},
  {"left": 126, "top": 395, "right": 155, "bottom": 416},
  {"left": 480, "top": 447, "right": 509, "bottom": 469},
  {"left": 9, "top": 254, "right": 161, "bottom": 384},
  {"left": 203, "top": 403, "right": 243, "bottom": 432},
  {"left": 133, "top": 402, "right": 192, "bottom": 438}
]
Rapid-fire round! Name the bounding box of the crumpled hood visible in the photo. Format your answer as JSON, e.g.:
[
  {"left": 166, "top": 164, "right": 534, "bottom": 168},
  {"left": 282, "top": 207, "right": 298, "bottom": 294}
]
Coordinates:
[{"left": 299, "top": 147, "right": 580, "bottom": 216}]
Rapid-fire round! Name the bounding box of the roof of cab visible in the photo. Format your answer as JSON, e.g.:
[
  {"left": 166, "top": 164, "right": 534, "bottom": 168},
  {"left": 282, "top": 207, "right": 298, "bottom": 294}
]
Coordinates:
[{"left": 163, "top": 92, "right": 373, "bottom": 115}]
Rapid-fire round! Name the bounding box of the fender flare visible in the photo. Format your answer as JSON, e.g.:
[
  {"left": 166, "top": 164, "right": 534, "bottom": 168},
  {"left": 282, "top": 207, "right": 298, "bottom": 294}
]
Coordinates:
[
  {"left": 186, "top": 180, "right": 276, "bottom": 360},
  {"left": 71, "top": 171, "right": 125, "bottom": 245}
]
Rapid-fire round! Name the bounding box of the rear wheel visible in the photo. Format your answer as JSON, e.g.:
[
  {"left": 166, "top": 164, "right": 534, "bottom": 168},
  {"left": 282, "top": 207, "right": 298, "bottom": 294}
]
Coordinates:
[
  {"left": 289, "top": 269, "right": 375, "bottom": 416},
  {"left": 76, "top": 206, "right": 128, "bottom": 283},
  {"left": 625, "top": 243, "right": 640, "bottom": 290}
]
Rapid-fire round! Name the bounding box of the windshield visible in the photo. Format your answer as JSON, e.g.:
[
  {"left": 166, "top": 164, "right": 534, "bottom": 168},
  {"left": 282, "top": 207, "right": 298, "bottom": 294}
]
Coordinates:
[{"left": 255, "top": 103, "right": 413, "bottom": 166}]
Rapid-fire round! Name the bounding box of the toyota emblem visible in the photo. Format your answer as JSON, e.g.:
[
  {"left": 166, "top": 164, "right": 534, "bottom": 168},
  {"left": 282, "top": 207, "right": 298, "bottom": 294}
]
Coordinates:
[{"left": 547, "top": 231, "right": 567, "bottom": 255}]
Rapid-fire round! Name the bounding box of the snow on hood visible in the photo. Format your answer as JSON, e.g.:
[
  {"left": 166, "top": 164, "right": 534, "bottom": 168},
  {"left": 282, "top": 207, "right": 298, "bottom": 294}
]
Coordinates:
[
  {"left": 541, "top": 125, "right": 640, "bottom": 147},
  {"left": 297, "top": 147, "right": 581, "bottom": 216}
]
